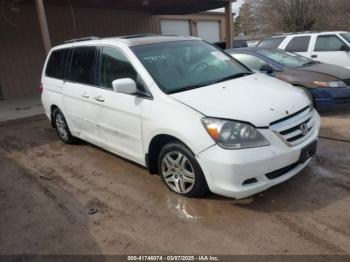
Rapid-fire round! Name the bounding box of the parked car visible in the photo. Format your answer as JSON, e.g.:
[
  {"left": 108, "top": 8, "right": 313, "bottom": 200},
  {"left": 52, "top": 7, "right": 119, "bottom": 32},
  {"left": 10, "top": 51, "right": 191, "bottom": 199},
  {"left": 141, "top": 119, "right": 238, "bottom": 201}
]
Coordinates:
[
  {"left": 247, "top": 40, "right": 259, "bottom": 47},
  {"left": 213, "top": 39, "right": 248, "bottom": 49},
  {"left": 227, "top": 47, "right": 350, "bottom": 111},
  {"left": 257, "top": 31, "right": 350, "bottom": 69},
  {"left": 41, "top": 35, "right": 320, "bottom": 199}
]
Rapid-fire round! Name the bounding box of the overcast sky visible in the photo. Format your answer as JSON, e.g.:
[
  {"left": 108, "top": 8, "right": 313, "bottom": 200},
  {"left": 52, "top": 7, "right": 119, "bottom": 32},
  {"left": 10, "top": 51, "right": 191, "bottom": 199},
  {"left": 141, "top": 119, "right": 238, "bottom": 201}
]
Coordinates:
[{"left": 210, "top": 0, "right": 245, "bottom": 17}]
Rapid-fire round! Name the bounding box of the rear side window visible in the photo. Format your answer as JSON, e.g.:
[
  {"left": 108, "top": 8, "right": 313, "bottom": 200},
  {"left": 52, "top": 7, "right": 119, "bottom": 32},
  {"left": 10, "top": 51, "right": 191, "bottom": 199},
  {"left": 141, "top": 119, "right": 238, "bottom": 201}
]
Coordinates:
[
  {"left": 67, "top": 46, "right": 97, "bottom": 85},
  {"left": 341, "top": 33, "right": 350, "bottom": 44},
  {"left": 258, "top": 37, "right": 285, "bottom": 49},
  {"left": 46, "top": 49, "right": 70, "bottom": 79},
  {"left": 315, "top": 35, "right": 346, "bottom": 51},
  {"left": 285, "top": 36, "right": 311, "bottom": 52}
]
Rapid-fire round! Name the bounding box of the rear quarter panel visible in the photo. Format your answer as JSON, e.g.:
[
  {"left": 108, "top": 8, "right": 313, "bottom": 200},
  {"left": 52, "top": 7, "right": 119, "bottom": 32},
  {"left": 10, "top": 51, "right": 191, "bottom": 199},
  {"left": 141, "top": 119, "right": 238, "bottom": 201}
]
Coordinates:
[{"left": 40, "top": 50, "right": 66, "bottom": 123}]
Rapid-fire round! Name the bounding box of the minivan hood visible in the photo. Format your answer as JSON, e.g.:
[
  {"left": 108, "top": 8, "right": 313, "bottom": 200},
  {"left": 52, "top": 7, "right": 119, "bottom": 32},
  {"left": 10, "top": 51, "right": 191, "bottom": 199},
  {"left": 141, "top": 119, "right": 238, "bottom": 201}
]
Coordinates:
[
  {"left": 301, "top": 63, "right": 350, "bottom": 80},
  {"left": 171, "top": 74, "right": 310, "bottom": 127}
]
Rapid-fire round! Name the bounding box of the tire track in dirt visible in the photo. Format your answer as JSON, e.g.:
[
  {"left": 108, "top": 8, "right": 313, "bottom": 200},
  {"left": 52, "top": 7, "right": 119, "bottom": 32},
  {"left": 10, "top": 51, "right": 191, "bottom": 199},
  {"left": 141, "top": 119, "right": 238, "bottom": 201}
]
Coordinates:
[
  {"left": 2, "top": 118, "right": 350, "bottom": 255},
  {"left": 273, "top": 214, "right": 347, "bottom": 254}
]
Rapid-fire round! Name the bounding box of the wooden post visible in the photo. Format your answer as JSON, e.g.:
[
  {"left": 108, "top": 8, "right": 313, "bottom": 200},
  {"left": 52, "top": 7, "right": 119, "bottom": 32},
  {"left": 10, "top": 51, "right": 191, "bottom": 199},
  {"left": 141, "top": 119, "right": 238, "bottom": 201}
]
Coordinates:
[
  {"left": 35, "top": 0, "right": 52, "bottom": 54},
  {"left": 225, "top": 1, "right": 233, "bottom": 49}
]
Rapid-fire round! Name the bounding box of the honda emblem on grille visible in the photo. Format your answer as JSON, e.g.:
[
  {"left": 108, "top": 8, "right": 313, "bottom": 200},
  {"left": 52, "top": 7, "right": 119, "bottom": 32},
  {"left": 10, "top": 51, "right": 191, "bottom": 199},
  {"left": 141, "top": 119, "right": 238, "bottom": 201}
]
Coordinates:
[{"left": 300, "top": 123, "right": 308, "bottom": 136}]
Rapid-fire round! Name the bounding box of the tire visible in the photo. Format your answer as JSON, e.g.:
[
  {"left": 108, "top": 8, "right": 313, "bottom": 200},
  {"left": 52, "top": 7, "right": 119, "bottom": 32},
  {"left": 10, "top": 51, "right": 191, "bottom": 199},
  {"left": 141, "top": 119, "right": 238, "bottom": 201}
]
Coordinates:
[
  {"left": 158, "top": 142, "right": 210, "bottom": 198},
  {"left": 53, "top": 109, "right": 78, "bottom": 144}
]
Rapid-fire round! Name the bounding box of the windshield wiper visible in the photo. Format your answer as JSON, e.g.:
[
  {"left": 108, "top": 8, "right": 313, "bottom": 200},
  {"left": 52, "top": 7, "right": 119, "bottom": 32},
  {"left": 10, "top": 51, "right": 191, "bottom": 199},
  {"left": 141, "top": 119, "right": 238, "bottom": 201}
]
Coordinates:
[
  {"left": 168, "top": 84, "right": 207, "bottom": 94},
  {"left": 302, "top": 61, "right": 320, "bottom": 67},
  {"left": 168, "top": 72, "right": 254, "bottom": 94},
  {"left": 214, "top": 72, "right": 254, "bottom": 84}
]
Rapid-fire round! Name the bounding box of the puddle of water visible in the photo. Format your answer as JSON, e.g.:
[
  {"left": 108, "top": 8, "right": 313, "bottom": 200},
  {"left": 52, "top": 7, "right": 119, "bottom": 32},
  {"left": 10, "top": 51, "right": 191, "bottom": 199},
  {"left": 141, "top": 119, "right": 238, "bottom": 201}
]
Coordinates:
[{"left": 311, "top": 165, "right": 334, "bottom": 179}]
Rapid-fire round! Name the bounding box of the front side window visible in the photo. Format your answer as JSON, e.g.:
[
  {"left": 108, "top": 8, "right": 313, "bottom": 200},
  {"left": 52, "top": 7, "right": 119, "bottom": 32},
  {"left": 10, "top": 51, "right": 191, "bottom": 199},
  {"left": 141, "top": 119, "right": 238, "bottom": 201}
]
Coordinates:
[
  {"left": 340, "top": 33, "right": 350, "bottom": 44},
  {"left": 258, "top": 37, "right": 285, "bottom": 49},
  {"left": 99, "top": 47, "right": 138, "bottom": 89},
  {"left": 315, "top": 35, "right": 346, "bottom": 51},
  {"left": 46, "top": 49, "right": 70, "bottom": 79},
  {"left": 231, "top": 53, "right": 268, "bottom": 71},
  {"left": 258, "top": 49, "right": 315, "bottom": 68},
  {"left": 285, "top": 36, "right": 311, "bottom": 52},
  {"left": 67, "top": 46, "right": 97, "bottom": 85},
  {"left": 131, "top": 40, "right": 250, "bottom": 94}
]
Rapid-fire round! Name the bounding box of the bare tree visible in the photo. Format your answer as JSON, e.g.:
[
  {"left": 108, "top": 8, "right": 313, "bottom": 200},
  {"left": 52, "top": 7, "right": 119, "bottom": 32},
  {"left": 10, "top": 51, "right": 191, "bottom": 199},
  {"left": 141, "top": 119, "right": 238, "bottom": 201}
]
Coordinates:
[
  {"left": 237, "top": 0, "right": 350, "bottom": 36},
  {"left": 256, "top": 0, "right": 324, "bottom": 32},
  {"left": 235, "top": 2, "right": 256, "bottom": 35},
  {"left": 316, "top": 0, "right": 350, "bottom": 31}
]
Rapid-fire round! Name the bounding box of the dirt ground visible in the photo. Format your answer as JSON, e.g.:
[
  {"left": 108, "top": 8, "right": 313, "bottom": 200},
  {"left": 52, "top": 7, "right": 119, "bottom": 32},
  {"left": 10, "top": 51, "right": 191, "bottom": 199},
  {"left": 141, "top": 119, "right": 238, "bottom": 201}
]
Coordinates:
[{"left": 0, "top": 111, "right": 349, "bottom": 255}]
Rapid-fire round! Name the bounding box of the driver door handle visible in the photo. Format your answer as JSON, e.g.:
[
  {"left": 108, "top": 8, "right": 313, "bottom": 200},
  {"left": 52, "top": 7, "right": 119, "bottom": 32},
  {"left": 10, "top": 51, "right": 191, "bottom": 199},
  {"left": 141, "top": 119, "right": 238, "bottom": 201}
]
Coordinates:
[
  {"left": 311, "top": 54, "right": 318, "bottom": 58},
  {"left": 81, "top": 92, "right": 90, "bottom": 99},
  {"left": 95, "top": 95, "right": 105, "bottom": 102}
]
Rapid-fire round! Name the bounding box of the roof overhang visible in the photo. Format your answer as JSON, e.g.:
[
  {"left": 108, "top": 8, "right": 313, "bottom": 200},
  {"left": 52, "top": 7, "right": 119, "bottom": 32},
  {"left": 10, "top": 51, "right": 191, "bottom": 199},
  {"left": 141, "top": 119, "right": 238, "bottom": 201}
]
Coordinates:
[{"left": 23, "top": 0, "right": 234, "bottom": 15}]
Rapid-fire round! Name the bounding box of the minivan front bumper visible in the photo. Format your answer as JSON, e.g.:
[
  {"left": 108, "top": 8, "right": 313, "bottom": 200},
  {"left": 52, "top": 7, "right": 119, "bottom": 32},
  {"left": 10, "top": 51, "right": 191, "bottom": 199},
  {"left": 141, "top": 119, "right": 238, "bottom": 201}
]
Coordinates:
[{"left": 196, "top": 112, "right": 321, "bottom": 199}]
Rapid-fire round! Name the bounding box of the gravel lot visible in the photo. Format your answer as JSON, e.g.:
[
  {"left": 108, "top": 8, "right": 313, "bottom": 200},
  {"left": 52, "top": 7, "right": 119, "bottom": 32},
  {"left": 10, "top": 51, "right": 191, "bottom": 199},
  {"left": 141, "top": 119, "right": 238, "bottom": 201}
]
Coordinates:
[{"left": 0, "top": 111, "right": 350, "bottom": 255}]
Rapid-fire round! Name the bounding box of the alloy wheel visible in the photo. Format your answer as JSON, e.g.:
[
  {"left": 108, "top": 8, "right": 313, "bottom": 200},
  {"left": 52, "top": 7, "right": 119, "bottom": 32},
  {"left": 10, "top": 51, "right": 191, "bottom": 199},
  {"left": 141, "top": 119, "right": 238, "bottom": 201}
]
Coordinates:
[
  {"left": 161, "top": 151, "right": 195, "bottom": 194},
  {"left": 55, "top": 113, "right": 69, "bottom": 141}
]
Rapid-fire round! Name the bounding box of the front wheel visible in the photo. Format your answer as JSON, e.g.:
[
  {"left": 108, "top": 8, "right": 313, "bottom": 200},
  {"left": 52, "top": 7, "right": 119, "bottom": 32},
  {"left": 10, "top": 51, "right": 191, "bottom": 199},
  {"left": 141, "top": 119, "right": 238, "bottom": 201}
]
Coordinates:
[{"left": 158, "top": 142, "right": 210, "bottom": 198}]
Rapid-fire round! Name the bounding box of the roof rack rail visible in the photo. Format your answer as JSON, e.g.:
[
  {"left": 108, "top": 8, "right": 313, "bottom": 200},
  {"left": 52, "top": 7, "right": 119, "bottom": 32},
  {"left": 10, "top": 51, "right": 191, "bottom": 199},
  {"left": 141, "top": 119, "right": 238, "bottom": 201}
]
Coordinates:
[
  {"left": 161, "top": 34, "right": 194, "bottom": 38},
  {"left": 120, "top": 33, "right": 156, "bottom": 39},
  {"left": 281, "top": 31, "right": 320, "bottom": 36},
  {"left": 64, "top": 36, "right": 99, "bottom": 44}
]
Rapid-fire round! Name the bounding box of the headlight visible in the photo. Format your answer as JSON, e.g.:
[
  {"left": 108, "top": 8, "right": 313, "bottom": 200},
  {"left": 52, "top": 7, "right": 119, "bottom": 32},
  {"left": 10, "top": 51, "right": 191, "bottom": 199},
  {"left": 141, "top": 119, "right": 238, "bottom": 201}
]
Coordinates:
[
  {"left": 313, "top": 80, "right": 346, "bottom": 88},
  {"left": 201, "top": 118, "right": 270, "bottom": 149}
]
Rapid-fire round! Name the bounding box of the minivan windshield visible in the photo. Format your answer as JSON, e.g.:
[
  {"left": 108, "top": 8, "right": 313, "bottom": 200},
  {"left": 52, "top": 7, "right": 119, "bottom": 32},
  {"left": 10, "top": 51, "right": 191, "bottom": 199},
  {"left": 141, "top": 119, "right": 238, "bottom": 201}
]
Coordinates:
[
  {"left": 257, "top": 49, "right": 318, "bottom": 68},
  {"left": 131, "top": 40, "right": 252, "bottom": 94}
]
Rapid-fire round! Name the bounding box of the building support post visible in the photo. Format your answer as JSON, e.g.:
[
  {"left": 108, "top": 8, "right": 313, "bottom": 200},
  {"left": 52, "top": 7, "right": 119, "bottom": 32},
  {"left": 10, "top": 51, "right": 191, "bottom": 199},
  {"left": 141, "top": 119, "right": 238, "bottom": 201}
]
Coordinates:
[
  {"left": 225, "top": 1, "right": 233, "bottom": 49},
  {"left": 35, "top": 0, "right": 52, "bottom": 54}
]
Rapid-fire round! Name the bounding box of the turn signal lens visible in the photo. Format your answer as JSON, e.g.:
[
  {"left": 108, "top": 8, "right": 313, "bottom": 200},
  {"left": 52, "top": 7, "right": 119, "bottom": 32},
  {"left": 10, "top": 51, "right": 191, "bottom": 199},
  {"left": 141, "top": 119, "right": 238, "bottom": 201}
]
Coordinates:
[
  {"left": 206, "top": 123, "right": 221, "bottom": 141},
  {"left": 313, "top": 81, "right": 346, "bottom": 88}
]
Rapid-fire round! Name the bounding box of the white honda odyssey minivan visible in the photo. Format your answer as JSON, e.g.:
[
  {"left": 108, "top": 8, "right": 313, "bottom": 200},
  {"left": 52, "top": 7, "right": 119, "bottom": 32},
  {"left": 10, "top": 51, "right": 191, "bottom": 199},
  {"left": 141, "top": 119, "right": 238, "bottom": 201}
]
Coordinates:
[{"left": 41, "top": 35, "right": 321, "bottom": 199}]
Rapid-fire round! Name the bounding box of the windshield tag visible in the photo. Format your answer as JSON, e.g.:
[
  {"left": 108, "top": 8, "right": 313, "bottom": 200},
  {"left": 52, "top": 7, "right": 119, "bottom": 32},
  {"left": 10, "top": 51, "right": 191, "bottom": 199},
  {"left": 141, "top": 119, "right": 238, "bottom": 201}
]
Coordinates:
[
  {"left": 211, "top": 51, "right": 230, "bottom": 61},
  {"left": 143, "top": 55, "right": 167, "bottom": 63}
]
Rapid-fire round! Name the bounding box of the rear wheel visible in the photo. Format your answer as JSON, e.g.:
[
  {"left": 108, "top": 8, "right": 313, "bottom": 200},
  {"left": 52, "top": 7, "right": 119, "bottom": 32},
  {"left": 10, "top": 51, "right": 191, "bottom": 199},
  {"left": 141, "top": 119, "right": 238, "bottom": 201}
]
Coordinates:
[
  {"left": 158, "top": 142, "right": 210, "bottom": 198},
  {"left": 53, "top": 109, "right": 78, "bottom": 144}
]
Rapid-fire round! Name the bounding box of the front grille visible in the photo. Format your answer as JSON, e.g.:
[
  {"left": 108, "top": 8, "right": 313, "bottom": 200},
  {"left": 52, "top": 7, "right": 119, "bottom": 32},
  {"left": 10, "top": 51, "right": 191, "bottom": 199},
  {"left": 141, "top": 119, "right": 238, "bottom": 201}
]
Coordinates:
[{"left": 270, "top": 106, "right": 315, "bottom": 146}]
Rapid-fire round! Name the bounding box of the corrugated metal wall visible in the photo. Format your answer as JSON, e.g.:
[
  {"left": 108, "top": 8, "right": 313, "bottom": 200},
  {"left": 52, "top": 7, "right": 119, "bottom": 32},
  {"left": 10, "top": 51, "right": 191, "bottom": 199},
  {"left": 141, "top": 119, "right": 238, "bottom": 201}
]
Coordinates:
[
  {"left": 0, "top": 5, "right": 45, "bottom": 98},
  {"left": 46, "top": 6, "right": 160, "bottom": 45},
  {"left": 0, "top": 3, "right": 225, "bottom": 98},
  {"left": 0, "top": 4, "right": 159, "bottom": 99}
]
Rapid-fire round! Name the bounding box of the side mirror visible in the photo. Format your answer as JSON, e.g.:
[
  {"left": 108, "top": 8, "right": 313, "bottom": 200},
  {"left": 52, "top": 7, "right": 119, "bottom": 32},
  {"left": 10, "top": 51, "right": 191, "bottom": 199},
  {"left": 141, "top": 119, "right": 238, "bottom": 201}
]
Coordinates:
[
  {"left": 112, "top": 78, "right": 137, "bottom": 95},
  {"left": 259, "top": 64, "right": 275, "bottom": 75},
  {"left": 340, "top": 44, "right": 350, "bottom": 52}
]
